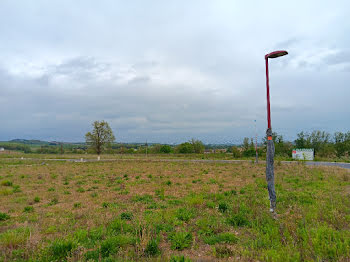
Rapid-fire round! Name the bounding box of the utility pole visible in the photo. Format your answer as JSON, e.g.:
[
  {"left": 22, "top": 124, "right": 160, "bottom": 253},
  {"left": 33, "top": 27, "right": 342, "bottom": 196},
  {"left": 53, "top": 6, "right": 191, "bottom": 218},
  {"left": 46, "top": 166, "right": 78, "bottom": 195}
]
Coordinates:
[{"left": 145, "top": 140, "right": 148, "bottom": 158}]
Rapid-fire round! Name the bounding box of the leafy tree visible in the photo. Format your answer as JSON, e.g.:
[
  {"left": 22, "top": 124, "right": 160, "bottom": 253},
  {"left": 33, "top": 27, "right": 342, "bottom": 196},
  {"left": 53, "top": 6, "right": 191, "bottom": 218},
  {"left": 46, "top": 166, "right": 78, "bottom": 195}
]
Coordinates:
[
  {"left": 295, "top": 131, "right": 310, "bottom": 148},
  {"left": 85, "top": 121, "right": 115, "bottom": 155},
  {"left": 160, "top": 145, "right": 172, "bottom": 153},
  {"left": 334, "top": 132, "right": 350, "bottom": 157},
  {"left": 190, "top": 139, "right": 205, "bottom": 154},
  {"left": 242, "top": 138, "right": 250, "bottom": 151},
  {"left": 150, "top": 144, "right": 162, "bottom": 154},
  {"left": 176, "top": 142, "right": 194, "bottom": 154},
  {"left": 309, "top": 130, "right": 330, "bottom": 153},
  {"left": 295, "top": 130, "right": 331, "bottom": 156},
  {"left": 262, "top": 132, "right": 292, "bottom": 157},
  {"left": 242, "top": 137, "right": 255, "bottom": 157},
  {"left": 231, "top": 146, "right": 241, "bottom": 158}
]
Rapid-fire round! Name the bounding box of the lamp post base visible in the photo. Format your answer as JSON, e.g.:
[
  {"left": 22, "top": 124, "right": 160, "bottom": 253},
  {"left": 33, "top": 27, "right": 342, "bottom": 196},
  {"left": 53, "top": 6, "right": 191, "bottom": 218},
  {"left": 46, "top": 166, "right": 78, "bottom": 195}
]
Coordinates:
[{"left": 266, "top": 128, "right": 276, "bottom": 212}]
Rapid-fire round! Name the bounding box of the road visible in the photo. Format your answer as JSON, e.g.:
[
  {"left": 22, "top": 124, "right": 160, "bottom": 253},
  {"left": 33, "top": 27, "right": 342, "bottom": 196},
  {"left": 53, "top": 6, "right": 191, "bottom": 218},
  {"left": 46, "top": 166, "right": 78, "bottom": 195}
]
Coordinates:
[{"left": 2, "top": 157, "right": 350, "bottom": 169}]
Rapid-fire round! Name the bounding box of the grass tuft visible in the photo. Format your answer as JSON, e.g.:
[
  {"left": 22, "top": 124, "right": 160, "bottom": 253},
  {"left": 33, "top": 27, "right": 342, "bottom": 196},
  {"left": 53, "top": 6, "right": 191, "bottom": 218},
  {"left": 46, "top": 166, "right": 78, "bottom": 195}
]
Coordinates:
[{"left": 169, "top": 231, "right": 193, "bottom": 250}]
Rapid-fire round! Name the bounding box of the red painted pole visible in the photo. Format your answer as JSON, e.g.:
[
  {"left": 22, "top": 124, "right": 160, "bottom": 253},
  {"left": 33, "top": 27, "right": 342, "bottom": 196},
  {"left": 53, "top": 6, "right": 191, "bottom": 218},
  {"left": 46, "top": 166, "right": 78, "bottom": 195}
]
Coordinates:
[{"left": 265, "top": 57, "right": 271, "bottom": 130}]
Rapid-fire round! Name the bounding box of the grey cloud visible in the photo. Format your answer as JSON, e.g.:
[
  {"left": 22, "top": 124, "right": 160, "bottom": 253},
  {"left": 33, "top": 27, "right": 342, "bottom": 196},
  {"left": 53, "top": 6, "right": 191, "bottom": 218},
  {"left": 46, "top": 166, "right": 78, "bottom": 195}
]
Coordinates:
[
  {"left": 0, "top": 0, "right": 350, "bottom": 143},
  {"left": 274, "top": 37, "right": 301, "bottom": 49},
  {"left": 324, "top": 50, "right": 350, "bottom": 66}
]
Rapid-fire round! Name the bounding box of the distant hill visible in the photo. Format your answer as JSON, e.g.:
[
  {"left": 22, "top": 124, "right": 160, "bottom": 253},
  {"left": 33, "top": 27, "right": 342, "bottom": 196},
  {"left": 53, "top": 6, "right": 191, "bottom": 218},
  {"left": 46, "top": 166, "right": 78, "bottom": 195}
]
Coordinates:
[
  {"left": 7, "top": 139, "right": 86, "bottom": 146},
  {"left": 9, "top": 139, "right": 50, "bottom": 145}
]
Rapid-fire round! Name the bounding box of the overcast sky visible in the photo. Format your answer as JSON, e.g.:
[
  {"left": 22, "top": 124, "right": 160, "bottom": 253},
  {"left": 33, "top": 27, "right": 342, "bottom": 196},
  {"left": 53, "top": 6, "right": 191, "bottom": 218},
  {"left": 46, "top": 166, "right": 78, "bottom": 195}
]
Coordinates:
[{"left": 0, "top": 0, "right": 349, "bottom": 144}]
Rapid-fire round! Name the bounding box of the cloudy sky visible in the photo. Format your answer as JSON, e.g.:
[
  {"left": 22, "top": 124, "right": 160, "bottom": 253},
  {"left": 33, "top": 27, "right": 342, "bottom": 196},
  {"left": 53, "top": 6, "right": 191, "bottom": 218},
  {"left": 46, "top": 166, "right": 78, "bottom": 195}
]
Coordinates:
[{"left": 0, "top": 0, "right": 349, "bottom": 144}]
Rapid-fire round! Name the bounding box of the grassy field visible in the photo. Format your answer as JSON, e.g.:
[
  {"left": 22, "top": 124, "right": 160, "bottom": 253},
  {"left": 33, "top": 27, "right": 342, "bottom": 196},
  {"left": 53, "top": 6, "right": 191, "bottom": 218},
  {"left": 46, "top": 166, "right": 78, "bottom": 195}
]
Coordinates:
[{"left": 0, "top": 158, "right": 349, "bottom": 261}]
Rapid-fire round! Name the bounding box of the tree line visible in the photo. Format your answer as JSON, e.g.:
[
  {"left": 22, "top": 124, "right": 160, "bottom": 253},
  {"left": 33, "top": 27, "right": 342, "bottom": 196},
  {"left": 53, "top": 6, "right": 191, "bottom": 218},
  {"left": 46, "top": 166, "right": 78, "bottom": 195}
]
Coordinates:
[
  {"left": 237, "top": 130, "right": 350, "bottom": 159},
  {"left": 1, "top": 120, "right": 349, "bottom": 159}
]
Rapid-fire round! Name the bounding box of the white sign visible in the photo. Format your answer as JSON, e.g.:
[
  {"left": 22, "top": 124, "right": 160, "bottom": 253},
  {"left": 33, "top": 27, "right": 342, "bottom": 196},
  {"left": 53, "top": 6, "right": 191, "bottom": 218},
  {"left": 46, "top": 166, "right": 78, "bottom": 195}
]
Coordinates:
[{"left": 292, "top": 149, "right": 314, "bottom": 161}]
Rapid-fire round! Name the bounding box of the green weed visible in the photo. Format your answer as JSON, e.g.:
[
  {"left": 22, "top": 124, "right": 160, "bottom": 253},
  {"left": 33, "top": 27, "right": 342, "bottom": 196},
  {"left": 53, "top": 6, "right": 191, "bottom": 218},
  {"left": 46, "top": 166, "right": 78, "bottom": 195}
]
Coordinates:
[
  {"left": 46, "top": 238, "right": 77, "bottom": 261},
  {"left": 176, "top": 208, "right": 194, "bottom": 222},
  {"left": 169, "top": 231, "right": 193, "bottom": 250},
  {"left": 0, "top": 227, "right": 30, "bottom": 249},
  {"left": 0, "top": 212, "right": 10, "bottom": 221},
  {"left": 1, "top": 180, "right": 13, "bottom": 186},
  {"left": 120, "top": 212, "right": 133, "bottom": 220},
  {"left": 170, "top": 255, "right": 192, "bottom": 262},
  {"left": 73, "top": 202, "right": 81, "bottom": 208},
  {"left": 23, "top": 206, "right": 34, "bottom": 213},
  {"left": 34, "top": 196, "right": 40, "bottom": 203},
  {"left": 145, "top": 238, "right": 160, "bottom": 256}
]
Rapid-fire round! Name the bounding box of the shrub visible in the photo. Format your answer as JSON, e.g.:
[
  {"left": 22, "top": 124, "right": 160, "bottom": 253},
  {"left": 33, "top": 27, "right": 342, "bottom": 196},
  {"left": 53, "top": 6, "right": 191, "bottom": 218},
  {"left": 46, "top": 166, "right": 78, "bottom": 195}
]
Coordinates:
[
  {"left": 231, "top": 146, "right": 241, "bottom": 158},
  {"left": 169, "top": 231, "right": 193, "bottom": 250},
  {"left": 34, "top": 196, "right": 40, "bottom": 203},
  {"left": 160, "top": 145, "right": 172, "bottom": 153},
  {"left": 48, "top": 187, "right": 55, "bottom": 192},
  {"left": 0, "top": 212, "right": 10, "bottom": 221},
  {"left": 176, "top": 143, "right": 194, "bottom": 154}
]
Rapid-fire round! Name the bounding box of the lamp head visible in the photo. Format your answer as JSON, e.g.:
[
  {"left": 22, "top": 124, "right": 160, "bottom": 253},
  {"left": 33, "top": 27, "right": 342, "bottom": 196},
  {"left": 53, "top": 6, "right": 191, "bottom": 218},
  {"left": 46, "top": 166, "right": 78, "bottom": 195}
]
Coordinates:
[{"left": 265, "top": 50, "right": 288, "bottom": 59}]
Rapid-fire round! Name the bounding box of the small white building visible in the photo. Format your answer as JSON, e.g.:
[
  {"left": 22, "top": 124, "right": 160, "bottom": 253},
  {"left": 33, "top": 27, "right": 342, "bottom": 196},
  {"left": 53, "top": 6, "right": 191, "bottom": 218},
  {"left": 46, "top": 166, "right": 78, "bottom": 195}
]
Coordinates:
[
  {"left": 0, "top": 148, "right": 4, "bottom": 152},
  {"left": 292, "top": 148, "right": 314, "bottom": 161}
]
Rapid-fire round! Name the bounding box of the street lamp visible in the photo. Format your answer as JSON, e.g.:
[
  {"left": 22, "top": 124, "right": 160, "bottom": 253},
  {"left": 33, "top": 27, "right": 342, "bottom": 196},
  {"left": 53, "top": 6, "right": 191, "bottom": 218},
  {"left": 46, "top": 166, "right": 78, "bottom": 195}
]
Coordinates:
[{"left": 265, "top": 50, "right": 288, "bottom": 213}]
